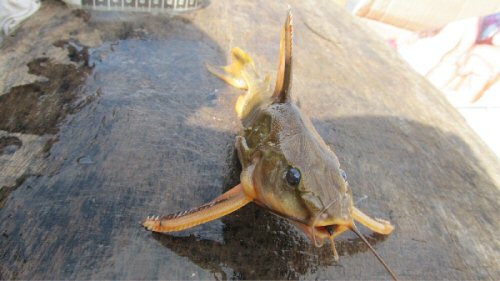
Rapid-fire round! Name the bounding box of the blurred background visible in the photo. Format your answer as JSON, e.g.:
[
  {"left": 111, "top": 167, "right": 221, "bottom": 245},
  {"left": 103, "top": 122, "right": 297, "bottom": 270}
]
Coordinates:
[{"left": 344, "top": 0, "right": 500, "bottom": 158}]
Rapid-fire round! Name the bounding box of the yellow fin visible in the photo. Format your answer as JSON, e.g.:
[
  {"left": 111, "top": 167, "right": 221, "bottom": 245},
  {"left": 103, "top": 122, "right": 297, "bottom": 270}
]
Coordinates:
[
  {"left": 273, "top": 9, "right": 293, "bottom": 103},
  {"left": 352, "top": 206, "right": 395, "bottom": 235},
  {"left": 206, "top": 47, "right": 256, "bottom": 90},
  {"left": 143, "top": 184, "right": 251, "bottom": 233}
]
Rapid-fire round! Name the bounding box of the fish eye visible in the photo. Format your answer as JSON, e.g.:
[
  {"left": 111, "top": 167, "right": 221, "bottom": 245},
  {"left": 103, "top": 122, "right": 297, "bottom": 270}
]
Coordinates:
[
  {"left": 340, "top": 169, "right": 347, "bottom": 181},
  {"left": 286, "top": 167, "right": 301, "bottom": 186}
]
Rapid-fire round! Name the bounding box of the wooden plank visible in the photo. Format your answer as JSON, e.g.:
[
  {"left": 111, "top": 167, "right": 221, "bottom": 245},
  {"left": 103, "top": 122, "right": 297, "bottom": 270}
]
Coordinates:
[{"left": 0, "top": 0, "right": 499, "bottom": 279}]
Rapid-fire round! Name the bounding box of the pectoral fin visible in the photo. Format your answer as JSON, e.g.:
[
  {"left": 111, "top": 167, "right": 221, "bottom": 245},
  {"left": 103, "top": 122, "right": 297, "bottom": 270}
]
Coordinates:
[
  {"left": 213, "top": 183, "right": 244, "bottom": 201},
  {"left": 352, "top": 206, "right": 394, "bottom": 235},
  {"left": 143, "top": 184, "right": 251, "bottom": 233}
]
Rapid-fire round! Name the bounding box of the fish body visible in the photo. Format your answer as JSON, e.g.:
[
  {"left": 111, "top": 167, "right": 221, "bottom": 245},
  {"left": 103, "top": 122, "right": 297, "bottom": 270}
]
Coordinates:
[{"left": 143, "top": 10, "right": 397, "bottom": 279}]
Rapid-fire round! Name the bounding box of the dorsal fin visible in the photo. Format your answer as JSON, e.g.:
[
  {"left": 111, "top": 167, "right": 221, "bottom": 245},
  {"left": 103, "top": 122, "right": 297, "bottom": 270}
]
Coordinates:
[{"left": 273, "top": 9, "right": 293, "bottom": 103}]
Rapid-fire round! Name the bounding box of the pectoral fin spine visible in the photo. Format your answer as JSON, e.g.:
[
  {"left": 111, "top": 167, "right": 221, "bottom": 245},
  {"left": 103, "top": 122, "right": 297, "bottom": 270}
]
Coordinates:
[
  {"left": 352, "top": 207, "right": 394, "bottom": 235},
  {"left": 143, "top": 185, "right": 251, "bottom": 232}
]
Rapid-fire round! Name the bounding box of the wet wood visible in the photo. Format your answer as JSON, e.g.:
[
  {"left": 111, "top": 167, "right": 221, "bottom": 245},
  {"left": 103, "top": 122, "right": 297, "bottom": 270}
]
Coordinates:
[{"left": 0, "top": 0, "right": 499, "bottom": 279}]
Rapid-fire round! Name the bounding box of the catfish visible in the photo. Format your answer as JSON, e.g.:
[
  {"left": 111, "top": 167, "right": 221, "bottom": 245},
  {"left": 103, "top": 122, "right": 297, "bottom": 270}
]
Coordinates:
[{"left": 143, "top": 10, "right": 397, "bottom": 280}]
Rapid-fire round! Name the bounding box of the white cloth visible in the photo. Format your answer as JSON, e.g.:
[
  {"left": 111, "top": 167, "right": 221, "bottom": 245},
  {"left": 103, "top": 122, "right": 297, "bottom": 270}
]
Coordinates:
[{"left": 0, "top": 0, "right": 40, "bottom": 43}]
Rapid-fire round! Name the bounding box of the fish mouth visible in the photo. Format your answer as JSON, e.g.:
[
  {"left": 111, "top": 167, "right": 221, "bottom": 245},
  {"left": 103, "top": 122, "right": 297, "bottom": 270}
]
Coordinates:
[
  {"left": 312, "top": 225, "right": 336, "bottom": 241},
  {"left": 314, "top": 218, "right": 353, "bottom": 237},
  {"left": 292, "top": 220, "right": 352, "bottom": 244}
]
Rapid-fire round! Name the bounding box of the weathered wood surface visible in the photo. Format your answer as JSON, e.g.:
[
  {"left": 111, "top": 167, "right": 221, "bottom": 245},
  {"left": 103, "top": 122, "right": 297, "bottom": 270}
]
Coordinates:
[{"left": 1, "top": 0, "right": 499, "bottom": 279}]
